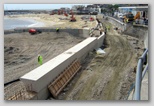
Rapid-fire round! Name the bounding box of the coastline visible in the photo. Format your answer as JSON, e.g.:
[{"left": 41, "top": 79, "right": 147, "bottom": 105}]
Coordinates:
[{"left": 4, "top": 13, "right": 97, "bottom": 29}]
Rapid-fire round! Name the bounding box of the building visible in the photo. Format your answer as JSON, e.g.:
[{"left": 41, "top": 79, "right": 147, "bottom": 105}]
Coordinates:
[{"left": 118, "top": 6, "right": 148, "bottom": 18}]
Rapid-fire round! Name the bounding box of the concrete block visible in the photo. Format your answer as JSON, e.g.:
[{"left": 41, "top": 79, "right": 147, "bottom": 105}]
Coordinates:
[
  {"left": 107, "top": 16, "right": 126, "bottom": 31},
  {"left": 96, "top": 32, "right": 105, "bottom": 48},
  {"left": 20, "top": 37, "right": 98, "bottom": 99}
]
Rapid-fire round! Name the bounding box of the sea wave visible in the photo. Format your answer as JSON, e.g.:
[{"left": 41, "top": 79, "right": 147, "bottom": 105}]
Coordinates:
[{"left": 4, "top": 18, "right": 45, "bottom": 30}]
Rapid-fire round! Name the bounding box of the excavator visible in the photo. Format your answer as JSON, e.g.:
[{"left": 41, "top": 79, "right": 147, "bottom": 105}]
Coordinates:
[
  {"left": 69, "top": 10, "right": 76, "bottom": 22},
  {"left": 134, "top": 12, "right": 140, "bottom": 24},
  {"left": 123, "top": 12, "right": 134, "bottom": 23},
  {"left": 64, "top": 12, "right": 68, "bottom": 17}
]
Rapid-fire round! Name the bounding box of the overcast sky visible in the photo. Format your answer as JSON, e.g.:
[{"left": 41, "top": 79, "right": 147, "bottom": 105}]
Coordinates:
[{"left": 4, "top": 4, "right": 91, "bottom": 10}]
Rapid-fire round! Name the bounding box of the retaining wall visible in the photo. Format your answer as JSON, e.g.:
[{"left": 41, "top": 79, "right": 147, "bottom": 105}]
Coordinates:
[
  {"left": 98, "top": 14, "right": 148, "bottom": 48},
  {"left": 107, "top": 16, "right": 127, "bottom": 31},
  {"left": 97, "top": 14, "right": 127, "bottom": 32},
  {"left": 4, "top": 28, "right": 90, "bottom": 38},
  {"left": 20, "top": 32, "right": 105, "bottom": 99},
  {"left": 124, "top": 25, "right": 148, "bottom": 48}
]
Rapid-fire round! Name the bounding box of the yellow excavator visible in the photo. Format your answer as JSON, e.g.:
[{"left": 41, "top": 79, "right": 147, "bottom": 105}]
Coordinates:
[
  {"left": 123, "top": 12, "right": 134, "bottom": 23},
  {"left": 133, "top": 12, "right": 140, "bottom": 24},
  {"left": 134, "top": 12, "right": 140, "bottom": 20}
]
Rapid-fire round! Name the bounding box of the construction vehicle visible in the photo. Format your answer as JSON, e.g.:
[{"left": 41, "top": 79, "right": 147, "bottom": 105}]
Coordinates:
[
  {"left": 133, "top": 11, "right": 141, "bottom": 24},
  {"left": 29, "top": 29, "right": 42, "bottom": 35},
  {"left": 123, "top": 12, "right": 134, "bottom": 23},
  {"left": 64, "top": 12, "right": 68, "bottom": 17},
  {"left": 69, "top": 10, "right": 76, "bottom": 22},
  {"left": 90, "top": 17, "right": 94, "bottom": 21}
]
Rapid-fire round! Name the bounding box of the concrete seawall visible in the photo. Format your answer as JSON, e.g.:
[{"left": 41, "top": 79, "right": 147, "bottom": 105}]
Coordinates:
[
  {"left": 107, "top": 16, "right": 127, "bottom": 31},
  {"left": 4, "top": 27, "right": 90, "bottom": 38},
  {"left": 124, "top": 25, "right": 148, "bottom": 48},
  {"left": 105, "top": 16, "right": 148, "bottom": 48},
  {"left": 97, "top": 14, "right": 126, "bottom": 32},
  {"left": 20, "top": 31, "right": 105, "bottom": 99},
  {"left": 97, "top": 14, "right": 148, "bottom": 48}
]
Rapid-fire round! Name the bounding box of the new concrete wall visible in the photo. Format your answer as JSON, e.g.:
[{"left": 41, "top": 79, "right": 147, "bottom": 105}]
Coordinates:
[
  {"left": 4, "top": 28, "right": 89, "bottom": 37},
  {"left": 107, "top": 16, "right": 127, "bottom": 31},
  {"left": 124, "top": 25, "right": 148, "bottom": 48},
  {"left": 20, "top": 31, "right": 105, "bottom": 99},
  {"left": 96, "top": 32, "right": 105, "bottom": 48}
]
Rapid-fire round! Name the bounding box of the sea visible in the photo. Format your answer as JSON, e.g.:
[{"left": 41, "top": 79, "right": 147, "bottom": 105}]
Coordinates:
[{"left": 4, "top": 18, "right": 45, "bottom": 30}]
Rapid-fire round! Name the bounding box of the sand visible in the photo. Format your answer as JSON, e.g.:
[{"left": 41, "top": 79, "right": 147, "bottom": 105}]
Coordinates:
[
  {"left": 5, "top": 14, "right": 97, "bottom": 29},
  {"left": 4, "top": 32, "right": 85, "bottom": 100}
]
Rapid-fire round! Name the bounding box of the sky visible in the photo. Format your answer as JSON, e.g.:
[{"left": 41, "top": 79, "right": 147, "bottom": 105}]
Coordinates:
[{"left": 4, "top": 4, "right": 91, "bottom": 10}]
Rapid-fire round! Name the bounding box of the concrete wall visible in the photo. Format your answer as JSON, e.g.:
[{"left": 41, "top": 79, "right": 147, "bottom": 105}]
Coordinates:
[
  {"left": 107, "top": 16, "right": 127, "bottom": 31},
  {"left": 20, "top": 31, "right": 105, "bottom": 99},
  {"left": 97, "top": 14, "right": 127, "bottom": 32},
  {"left": 124, "top": 25, "right": 148, "bottom": 48},
  {"left": 98, "top": 15, "right": 148, "bottom": 48},
  {"left": 96, "top": 32, "right": 105, "bottom": 48},
  {"left": 4, "top": 28, "right": 89, "bottom": 37}
]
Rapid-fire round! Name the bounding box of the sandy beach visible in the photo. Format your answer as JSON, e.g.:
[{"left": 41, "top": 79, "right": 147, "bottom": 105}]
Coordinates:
[{"left": 4, "top": 14, "right": 97, "bottom": 29}]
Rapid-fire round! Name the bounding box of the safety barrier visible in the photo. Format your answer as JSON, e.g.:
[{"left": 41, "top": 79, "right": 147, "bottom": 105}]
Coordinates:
[
  {"left": 133, "top": 48, "right": 148, "bottom": 100},
  {"left": 4, "top": 28, "right": 89, "bottom": 37}
]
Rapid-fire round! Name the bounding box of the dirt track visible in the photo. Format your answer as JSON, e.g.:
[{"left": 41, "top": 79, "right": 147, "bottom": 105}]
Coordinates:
[
  {"left": 4, "top": 32, "right": 85, "bottom": 99},
  {"left": 56, "top": 21, "right": 145, "bottom": 100}
]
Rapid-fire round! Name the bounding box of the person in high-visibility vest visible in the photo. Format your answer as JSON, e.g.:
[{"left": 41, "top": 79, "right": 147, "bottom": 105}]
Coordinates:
[
  {"left": 126, "top": 18, "right": 129, "bottom": 23},
  {"left": 56, "top": 28, "right": 59, "bottom": 32},
  {"left": 106, "top": 25, "right": 110, "bottom": 32},
  {"left": 38, "top": 55, "right": 43, "bottom": 65}
]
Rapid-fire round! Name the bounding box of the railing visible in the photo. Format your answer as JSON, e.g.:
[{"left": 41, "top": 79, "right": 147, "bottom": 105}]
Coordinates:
[{"left": 133, "top": 48, "right": 148, "bottom": 100}]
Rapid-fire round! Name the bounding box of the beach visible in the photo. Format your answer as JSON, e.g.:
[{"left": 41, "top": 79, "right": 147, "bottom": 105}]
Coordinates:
[{"left": 4, "top": 14, "right": 97, "bottom": 29}]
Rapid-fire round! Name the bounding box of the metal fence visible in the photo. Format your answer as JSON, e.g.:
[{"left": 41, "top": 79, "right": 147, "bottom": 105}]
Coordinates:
[{"left": 133, "top": 48, "right": 148, "bottom": 100}]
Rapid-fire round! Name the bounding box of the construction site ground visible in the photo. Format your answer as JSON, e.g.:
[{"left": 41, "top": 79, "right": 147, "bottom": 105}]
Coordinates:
[
  {"left": 54, "top": 20, "right": 145, "bottom": 100},
  {"left": 4, "top": 15, "right": 145, "bottom": 100},
  {"left": 4, "top": 32, "right": 85, "bottom": 100}
]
